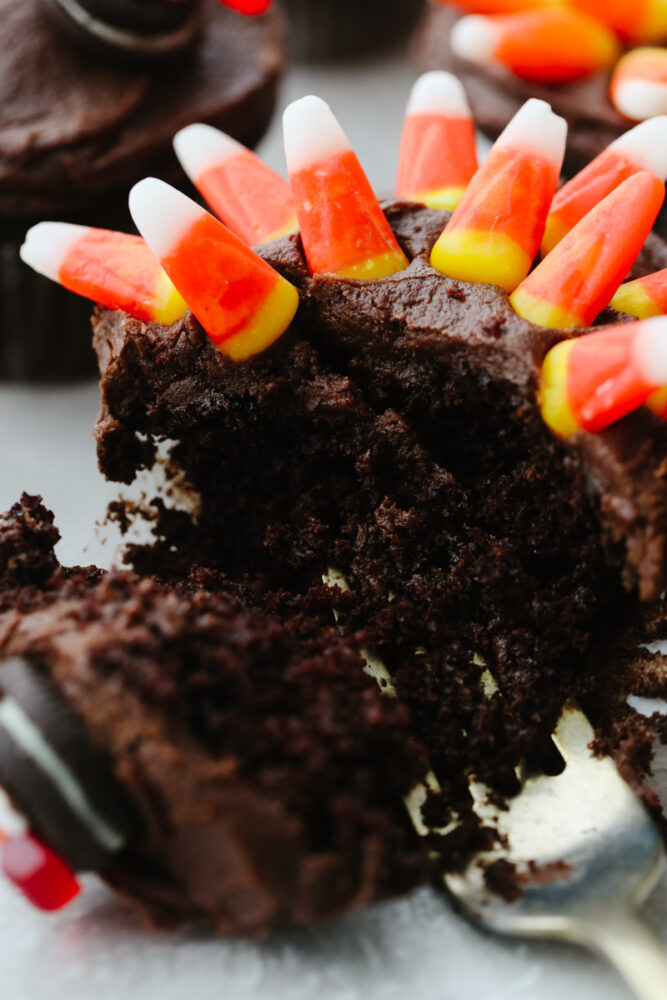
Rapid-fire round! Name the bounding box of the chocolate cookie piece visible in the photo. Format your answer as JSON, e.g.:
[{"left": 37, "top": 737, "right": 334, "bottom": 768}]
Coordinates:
[{"left": 0, "top": 656, "right": 141, "bottom": 872}]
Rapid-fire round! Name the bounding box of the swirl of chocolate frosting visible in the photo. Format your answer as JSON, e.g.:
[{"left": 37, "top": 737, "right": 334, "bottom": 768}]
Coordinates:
[{"left": 40, "top": 0, "right": 202, "bottom": 59}]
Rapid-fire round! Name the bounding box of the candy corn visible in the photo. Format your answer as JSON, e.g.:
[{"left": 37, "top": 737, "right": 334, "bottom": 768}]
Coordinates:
[
  {"left": 430, "top": 99, "right": 566, "bottom": 292},
  {"left": 283, "top": 96, "right": 408, "bottom": 280},
  {"left": 395, "top": 72, "right": 478, "bottom": 211},
  {"left": 511, "top": 172, "right": 664, "bottom": 328},
  {"left": 610, "top": 48, "right": 667, "bottom": 121},
  {"left": 2, "top": 834, "right": 81, "bottom": 912},
  {"left": 19, "top": 224, "right": 186, "bottom": 325},
  {"left": 568, "top": 0, "right": 667, "bottom": 44},
  {"left": 541, "top": 117, "right": 667, "bottom": 254},
  {"left": 219, "top": 0, "right": 272, "bottom": 14},
  {"left": 611, "top": 268, "right": 667, "bottom": 317},
  {"left": 129, "top": 178, "right": 299, "bottom": 361},
  {"left": 450, "top": 8, "right": 620, "bottom": 84},
  {"left": 539, "top": 317, "right": 667, "bottom": 436},
  {"left": 435, "top": 0, "right": 552, "bottom": 12},
  {"left": 173, "top": 124, "right": 297, "bottom": 247}
]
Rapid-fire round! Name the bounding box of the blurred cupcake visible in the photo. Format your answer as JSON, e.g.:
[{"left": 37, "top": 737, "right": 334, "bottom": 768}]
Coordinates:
[
  {"left": 0, "top": 0, "right": 285, "bottom": 380},
  {"left": 281, "top": 0, "right": 426, "bottom": 60},
  {"left": 415, "top": 0, "right": 665, "bottom": 174}
]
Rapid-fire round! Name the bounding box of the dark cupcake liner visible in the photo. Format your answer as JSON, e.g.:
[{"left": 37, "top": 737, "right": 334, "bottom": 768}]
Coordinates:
[
  {"left": 280, "top": 0, "right": 426, "bottom": 60},
  {"left": 0, "top": 238, "right": 99, "bottom": 381}
]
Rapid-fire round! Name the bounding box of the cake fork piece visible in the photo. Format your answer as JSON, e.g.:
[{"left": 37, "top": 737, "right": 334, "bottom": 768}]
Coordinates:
[
  {"left": 445, "top": 702, "right": 667, "bottom": 1000},
  {"left": 322, "top": 571, "right": 667, "bottom": 997}
]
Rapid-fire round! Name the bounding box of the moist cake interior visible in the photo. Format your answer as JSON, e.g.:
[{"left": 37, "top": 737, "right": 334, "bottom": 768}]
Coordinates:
[{"left": 92, "top": 201, "right": 667, "bottom": 832}]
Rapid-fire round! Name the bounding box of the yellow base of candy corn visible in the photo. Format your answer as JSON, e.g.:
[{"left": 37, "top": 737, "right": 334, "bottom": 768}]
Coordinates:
[
  {"left": 262, "top": 214, "right": 300, "bottom": 246},
  {"left": 411, "top": 187, "right": 467, "bottom": 212},
  {"left": 647, "top": 385, "right": 667, "bottom": 417},
  {"left": 538, "top": 339, "right": 579, "bottom": 438},
  {"left": 510, "top": 287, "right": 582, "bottom": 330},
  {"left": 220, "top": 278, "right": 300, "bottom": 361},
  {"left": 153, "top": 271, "right": 188, "bottom": 325},
  {"left": 610, "top": 282, "right": 660, "bottom": 319},
  {"left": 638, "top": 4, "right": 667, "bottom": 43},
  {"left": 336, "top": 250, "right": 409, "bottom": 281},
  {"left": 540, "top": 214, "right": 570, "bottom": 257},
  {"left": 430, "top": 229, "right": 532, "bottom": 293}
]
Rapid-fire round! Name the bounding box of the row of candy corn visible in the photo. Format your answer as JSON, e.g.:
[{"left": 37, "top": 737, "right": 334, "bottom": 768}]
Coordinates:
[
  {"left": 439, "top": 0, "right": 667, "bottom": 46},
  {"left": 19, "top": 83, "right": 667, "bottom": 437},
  {"left": 22, "top": 75, "right": 667, "bottom": 330},
  {"left": 447, "top": 4, "right": 667, "bottom": 120}
]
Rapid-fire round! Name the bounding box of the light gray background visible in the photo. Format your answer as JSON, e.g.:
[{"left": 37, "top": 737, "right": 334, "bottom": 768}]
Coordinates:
[{"left": 1, "top": 42, "right": 666, "bottom": 1000}]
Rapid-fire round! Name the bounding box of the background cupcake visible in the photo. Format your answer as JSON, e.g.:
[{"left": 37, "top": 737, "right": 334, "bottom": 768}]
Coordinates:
[
  {"left": 0, "top": 0, "right": 285, "bottom": 380},
  {"left": 414, "top": 0, "right": 666, "bottom": 173},
  {"left": 279, "top": 0, "right": 426, "bottom": 60}
]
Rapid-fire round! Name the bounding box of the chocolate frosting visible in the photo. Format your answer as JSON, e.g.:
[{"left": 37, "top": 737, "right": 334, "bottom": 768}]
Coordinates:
[
  {"left": 0, "top": 0, "right": 285, "bottom": 218},
  {"left": 263, "top": 200, "right": 667, "bottom": 599}
]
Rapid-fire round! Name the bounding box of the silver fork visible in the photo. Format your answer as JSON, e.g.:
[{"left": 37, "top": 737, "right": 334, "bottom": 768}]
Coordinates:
[
  {"left": 445, "top": 702, "right": 667, "bottom": 1000},
  {"left": 322, "top": 572, "right": 667, "bottom": 997}
]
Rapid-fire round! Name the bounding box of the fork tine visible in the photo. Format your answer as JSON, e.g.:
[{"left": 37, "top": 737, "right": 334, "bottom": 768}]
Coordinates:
[{"left": 551, "top": 700, "right": 596, "bottom": 764}]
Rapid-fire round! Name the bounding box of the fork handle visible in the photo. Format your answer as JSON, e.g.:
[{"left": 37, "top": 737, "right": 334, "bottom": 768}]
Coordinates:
[{"left": 580, "top": 909, "right": 667, "bottom": 1000}]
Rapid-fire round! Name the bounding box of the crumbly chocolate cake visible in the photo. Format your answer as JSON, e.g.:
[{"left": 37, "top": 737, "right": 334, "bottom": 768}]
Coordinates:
[
  {"left": 91, "top": 199, "right": 667, "bottom": 802},
  {"left": 0, "top": 495, "right": 429, "bottom": 935}
]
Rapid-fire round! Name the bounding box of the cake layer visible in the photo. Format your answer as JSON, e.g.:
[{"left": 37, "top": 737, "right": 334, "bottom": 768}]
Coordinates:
[
  {"left": 0, "top": 495, "right": 429, "bottom": 934},
  {"left": 277, "top": 200, "right": 667, "bottom": 601}
]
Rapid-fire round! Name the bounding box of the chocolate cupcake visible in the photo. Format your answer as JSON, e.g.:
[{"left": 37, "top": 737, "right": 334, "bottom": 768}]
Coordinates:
[
  {"left": 0, "top": 0, "right": 285, "bottom": 381},
  {"left": 280, "top": 0, "right": 426, "bottom": 60}
]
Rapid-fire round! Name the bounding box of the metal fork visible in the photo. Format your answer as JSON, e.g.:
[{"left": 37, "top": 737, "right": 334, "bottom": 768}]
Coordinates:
[
  {"left": 445, "top": 702, "right": 667, "bottom": 1000},
  {"left": 322, "top": 572, "right": 667, "bottom": 997}
]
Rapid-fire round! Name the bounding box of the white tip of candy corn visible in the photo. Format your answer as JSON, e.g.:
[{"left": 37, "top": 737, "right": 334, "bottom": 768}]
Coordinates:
[
  {"left": 129, "top": 178, "right": 205, "bottom": 261},
  {"left": 613, "top": 81, "right": 667, "bottom": 122},
  {"left": 19, "top": 222, "right": 85, "bottom": 283},
  {"left": 173, "top": 123, "right": 245, "bottom": 183},
  {"left": 450, "top": 15, "right": 498, "bottom": 65},
  {"left": 283, "top": 96, "right": 350, "bottom": 174},
  {"left": 494, "top": 98, "right": 567, "bottom": 170},
  {"left": 634, "top": 316, "right": 667, "bottom": 384},
  {"left": 611, "top": 117, "right": 667, "bottom": 180},
  {"left": 405, "top": 71, "right": 472, "bottom": 118}
]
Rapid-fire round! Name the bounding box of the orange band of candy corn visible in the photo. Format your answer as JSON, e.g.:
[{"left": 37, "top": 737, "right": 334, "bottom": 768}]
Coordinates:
[
  {"left": 284, "top": 97, "right": 408, "bottom": 280},
  {"left": 129, "top": 179, "right": 299, "bottom": 361},
  {"left": 542, "top": 118, "right": 667, "bottom": 255},
  {"left": 450, "top": 7, "right": 620, "bottom": 84},
  {"left": 431, "top": 99, "right": 566, "bottom": 291},
  {"left": 435, "top": 0, "right": 553, "bottom": 12},
  {"left": 611, "top": 268, "right": 667, "bottom": 317},
  {"left": 568, "top": 0, "right": 667, "bottom": 44},
  {"left": 20, "top": 224, "right": 186, "bottom": 325},
  {"left": 173, "top": 124, "right": 298, "bottom": 247},
  {"left": 396, "top": 72, "right": 478, "bottom": 211},
  {"left": 511, "top": 171, "right": 665, "bottom": 328},
  {"left": 610, "top": 48, "right": 667, "bottom": 120}
]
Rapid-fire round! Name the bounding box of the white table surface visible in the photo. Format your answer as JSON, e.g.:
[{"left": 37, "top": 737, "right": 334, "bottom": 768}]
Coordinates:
[{"left": 1, "top": 42, "right": 667, "bottom": 1000}]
